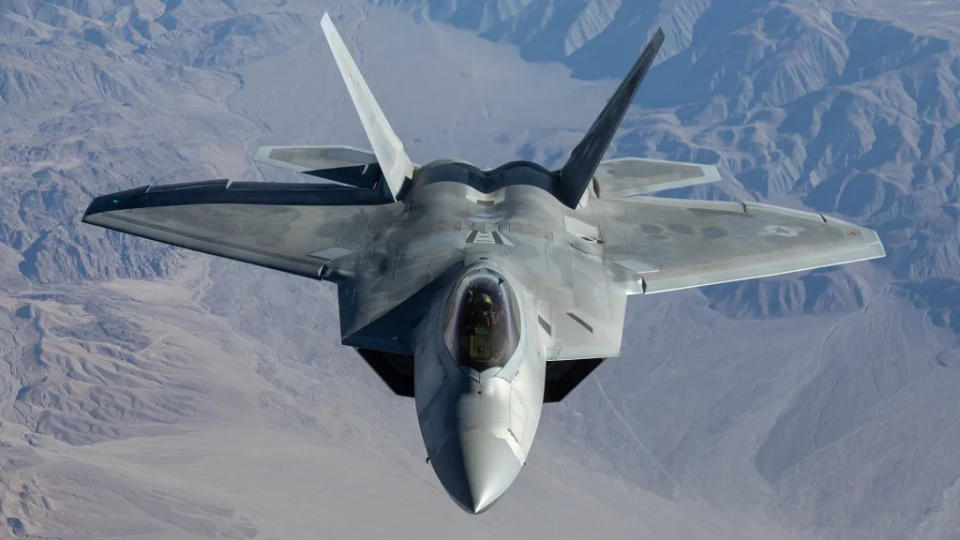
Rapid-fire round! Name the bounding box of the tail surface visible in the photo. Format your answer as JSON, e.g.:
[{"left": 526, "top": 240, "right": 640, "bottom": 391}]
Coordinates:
[
  {"left": 557, "top": 28, "right": 665, "bottom": 208},
  {"left": 321, "top": 13, "right": 414, "bottom": 200}
]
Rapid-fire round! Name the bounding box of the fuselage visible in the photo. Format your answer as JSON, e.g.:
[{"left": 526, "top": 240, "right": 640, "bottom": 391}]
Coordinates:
[
  {"left": 329, "top": 159, "right": 626, "bottom": 512},
  {"left": 408, "top": 162, "right": 555, "bottom": 513},
  {"left": 413, "top": 263, "right": 545, "bottom": 513}
]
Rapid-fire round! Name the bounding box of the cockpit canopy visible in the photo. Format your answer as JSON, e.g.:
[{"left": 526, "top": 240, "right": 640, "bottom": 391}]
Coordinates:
[{"left": 442, "top": 268, "right": 521, "bottom": 372}]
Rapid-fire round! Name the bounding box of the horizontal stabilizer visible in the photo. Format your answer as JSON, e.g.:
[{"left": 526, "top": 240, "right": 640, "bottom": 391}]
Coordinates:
[
  {"left": 544, "top": 358, "right": 605, "bottom": 402},
  {"left": 254, "top": 145, "right": 377, "bottom": 173},
  {"left": 356, "top": 349, "right": 414, "bottom": 397},
  {"left": 594, "top": 157, "right": 721, "bottom": 198},
  {"left": 255, "top": 145, "right": 384, "bottom": 190}
]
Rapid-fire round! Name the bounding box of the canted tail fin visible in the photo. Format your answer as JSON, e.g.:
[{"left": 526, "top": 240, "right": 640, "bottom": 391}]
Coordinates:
[
  {"left": 557, "top": 28, "right": 664, "bottom": 208},
  {"left": 321, "top": 13, "right": 414, "bottom": 200}
]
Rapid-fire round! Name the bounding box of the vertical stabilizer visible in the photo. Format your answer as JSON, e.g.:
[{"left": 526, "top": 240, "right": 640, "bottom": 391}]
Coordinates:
[
  {"left": 557, "top": 28, "right": 664, "bottom": 208},
  {"left": 321, "top": 13, "right": 414, "bottom": 199}
]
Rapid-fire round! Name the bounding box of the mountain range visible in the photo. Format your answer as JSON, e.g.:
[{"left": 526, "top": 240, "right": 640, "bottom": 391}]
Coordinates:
[{"left": 0, "top": 0, "right": 958, "bottom": 538}]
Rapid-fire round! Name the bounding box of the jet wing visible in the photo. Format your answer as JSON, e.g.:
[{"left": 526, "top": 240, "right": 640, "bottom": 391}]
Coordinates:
[
  {"left": 82, "top": 180, "right": 390, "bottom": 279},
  {"left": 594, "top": 197, "right": 885, "bottom": 295},
  {"left": 594, "top": 157, "right": 721, "bottom": 198}
]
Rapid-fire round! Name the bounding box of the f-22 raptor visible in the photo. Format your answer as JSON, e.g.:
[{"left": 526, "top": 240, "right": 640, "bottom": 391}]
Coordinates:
[{"left": 84, "top": 13, "right": 885, "bottom": 513}]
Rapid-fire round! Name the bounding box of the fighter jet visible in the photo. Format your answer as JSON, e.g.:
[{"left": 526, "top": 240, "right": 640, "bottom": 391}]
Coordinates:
[{"left": 83, "top": 13, "right": 885, "bottom": 513}]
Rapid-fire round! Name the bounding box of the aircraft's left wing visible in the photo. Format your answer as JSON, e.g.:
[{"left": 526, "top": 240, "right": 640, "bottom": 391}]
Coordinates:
[
  {"left": 83, "top": 180, "right": 391, "bottom": 279},
  {"left": 594, "top": 197, "right": 885, "bottom": 295}
]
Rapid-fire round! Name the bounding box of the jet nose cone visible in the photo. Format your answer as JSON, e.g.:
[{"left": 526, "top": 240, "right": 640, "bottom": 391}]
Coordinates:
[{"left": 430, "top": 431, "right": 523, "bottom": 514}]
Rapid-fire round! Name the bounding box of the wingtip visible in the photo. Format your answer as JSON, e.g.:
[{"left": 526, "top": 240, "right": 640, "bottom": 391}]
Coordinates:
[
  {"left": 80, "top": 202, "right": 97, "bottom": 222},
  {"left": 83, "top": 191, "right": 129, "bottom": 220}
]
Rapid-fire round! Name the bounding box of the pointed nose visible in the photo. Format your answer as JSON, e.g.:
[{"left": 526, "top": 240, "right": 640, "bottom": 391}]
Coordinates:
[{"left": 429, "top": 430, "right": 523, "bottom": 513}]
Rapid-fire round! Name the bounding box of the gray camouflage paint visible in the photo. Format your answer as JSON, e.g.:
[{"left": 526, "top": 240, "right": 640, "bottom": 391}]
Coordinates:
[{"left": 82, "top": 14, "right": 885, "bottom": 514}]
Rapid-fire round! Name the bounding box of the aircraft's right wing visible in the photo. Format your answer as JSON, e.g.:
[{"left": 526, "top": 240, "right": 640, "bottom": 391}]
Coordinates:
[
  {"left": 594, "top": 197, "right": 885, "bottom": 295},
  {"left": 83, "top": 180, "right": 391, "bottom": 279}
]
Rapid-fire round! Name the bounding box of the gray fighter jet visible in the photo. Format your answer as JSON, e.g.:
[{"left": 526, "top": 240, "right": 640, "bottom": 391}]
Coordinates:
[{"left": 83, "top": 13, "right": 885, "bottom": 513}]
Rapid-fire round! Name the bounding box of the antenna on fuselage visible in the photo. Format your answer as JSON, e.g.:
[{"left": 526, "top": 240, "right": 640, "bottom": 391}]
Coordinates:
[
  {"left": 556, "top": 27, "right": 665, "bottom": 208},
  {"left": 321, "top": 13, "right": 415, "bottom": 200}
]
